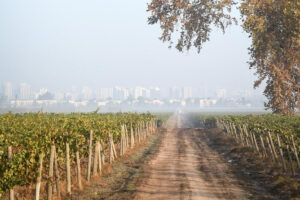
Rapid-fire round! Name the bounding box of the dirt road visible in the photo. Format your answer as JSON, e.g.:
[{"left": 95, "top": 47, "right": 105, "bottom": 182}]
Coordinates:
[{"left": 134, "top": 115, "right": 249, "bottom": 200}]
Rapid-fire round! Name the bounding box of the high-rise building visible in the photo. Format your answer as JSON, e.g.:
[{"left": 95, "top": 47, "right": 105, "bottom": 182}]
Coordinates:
[
  {"left": 169, "top": 87, "right": 182, "bottom": 99},
  {"left": 82, "top": 87, "right": 92, "bottom": 100},
  {"left": 113, "top": 87, "right": 129, "bottom": 100},
  {"left": 135, "top": 87, "right": 143, "bottom": 99},
  {"left": 3, "top": 82, "right": 13, "bottom": 100},
  {"left": 96, "top": 88, "right": 113, "bottom": 99},
  {"left": 70, "top": 86, "right": 79, "bottom": 100},
  {"left": 197, "top": 87, "right": 207, "bottom": 98},
  {"left": 150, "top": 87, "right": 161, "bottom": 99},
  {"left": 216, "top": 88, "right": 227, "bottom": 99},
  {"left": 20, "top": 83, "right": 31, "bottom": 100},
  {"left": 112, "top": 87, "right": 130, "bottom": 100},
  {"left": 183, "top": 87, "right": 193, "bottom": 99},
  {"left": 122, "top": 88, "right": 129, "bottom": 100},
  {"left": 135, "top": 87, "right": 150, "bottom": 99}
]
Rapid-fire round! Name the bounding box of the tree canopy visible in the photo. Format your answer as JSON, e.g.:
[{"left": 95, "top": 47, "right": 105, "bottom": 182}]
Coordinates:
[{"left": 147, "top": 0, "right": 300, "bottom": 114}]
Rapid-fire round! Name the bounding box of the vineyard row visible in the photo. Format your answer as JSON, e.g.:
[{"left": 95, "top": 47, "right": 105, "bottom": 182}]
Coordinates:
[
  {"left": 0, "top": 113, "right": 158, "bottom": 199},
  {"left": 200, "top": 114, "right": 300, "bottom": 176}
]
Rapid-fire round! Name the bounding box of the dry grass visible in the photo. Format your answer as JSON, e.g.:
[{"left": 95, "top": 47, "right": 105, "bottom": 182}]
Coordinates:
[
  {"left": 71, "top": 129, "right": 164, "bottom": 200},
  {"left": 205, "top": 128, "right": 300, "bottom": 200}
]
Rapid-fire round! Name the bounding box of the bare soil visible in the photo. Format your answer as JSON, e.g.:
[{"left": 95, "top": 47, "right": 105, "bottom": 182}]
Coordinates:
[
  {"left": 134, "top": 115, "right": 249, "bottom": 200},
  {"left": 133, "top": 114, "right": 299, "bottom": 200},
  {"left": 205, "top": 128, "right": 300, "bottom": 200},
  {"left": 70, "top": 114, "right": 300, "bottom": 200},
  {"left": 70, "top": 131, "right": 164, "bottom": 200}
]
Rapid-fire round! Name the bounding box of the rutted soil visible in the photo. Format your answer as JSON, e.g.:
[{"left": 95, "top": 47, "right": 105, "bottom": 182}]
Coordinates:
[
  {"left": 134, "top": 115, "right": 249, "bottom": 200},
  {"left": 71, "top": 114, "right": 299, "bottom": 200}
]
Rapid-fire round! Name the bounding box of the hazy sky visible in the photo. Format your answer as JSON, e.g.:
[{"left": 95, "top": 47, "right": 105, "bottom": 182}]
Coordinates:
[{"left": 0, "top": 0, "right": 263, "bottom": 93}]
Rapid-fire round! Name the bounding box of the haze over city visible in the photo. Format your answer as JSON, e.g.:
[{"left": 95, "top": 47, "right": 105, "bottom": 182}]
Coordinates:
[{"left": 0, "top": 0, "right": 266, "bottom": 112}]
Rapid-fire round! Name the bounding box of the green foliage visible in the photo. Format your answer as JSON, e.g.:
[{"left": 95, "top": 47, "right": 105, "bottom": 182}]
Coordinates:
[
  {"left": 0, "top": 112, "right": 155, "bottom": 196},
  {"left": 193, "top": 113, "right": 300, "bottom": 166},
  {"left": 215, "top": 114, "right": 300, "bottom": 157},
  {"left": 216, "top": 114, "right": 300, "bottom": 138}
]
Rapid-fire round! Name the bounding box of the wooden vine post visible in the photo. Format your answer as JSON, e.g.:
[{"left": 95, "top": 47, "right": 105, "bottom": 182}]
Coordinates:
[
  {"left": 242, "top": 125, "right": 251, "bottom": 147},
  {"left": 229, "top": 123, "right": 235, "bottom": 139},
  {"left": 53, "top": 147, "right": 61, "bottom": 197},
  {"left": 123, "top": 126, "right": 126, "bottom": 153},
  {"left": 146, "top": 122, "right": 149, "bottom": 137},
  {"left": 123, "top": 125, "right": 127, "bottom": 154},
  {"left": 130, "top": 125, "right": 135, "bottom": 148},
  {"left": 249, "top": 131, "right": 255, "bottom": 150},
  {"left": 142, "top": 123, "right": 145, "bottom": 140},
  {"left": 66, "top": 142, "right": 71, "bottom": 195},
  {"left": 8, "top": 146, "right": 14, "bottom": 200},
  {"left": 232, "top": 125, "right": 239, "bottom": 142},
  {"left": 259, "top": 135, "right": 267, "bottom": 158},
  {"left": 76, "top": 150, "right": 82, "bottom": 190},
  {"left": 253, "top": 134, "right": 260, "bottom": 153},
  {"left": 97, "top": 141, "right": 102, "bottom": 174},
  {"left": 276, "top": 134, "right": 287, "bottom": 172},
  {"left": 291, "top": 136, "right": 300, "bottom": 170},
  {"left": 237, "top": 125, "right": 245, "bottom": 146},
  {"left": 137, "top": 127, "right": 140, "bottom": 143},
  {"left": 243, "top": 127, "right": 250, "bottom": 147},
  {"left": 93, "top": 141, "right": 99, "bottom": 176},
  {"left": 268, "top": 132, "right": 278, "bottom": 161},
  {"left": 87, "top": 130, "right": 93, "bottom": 181},
  {"left": 224, "top": 124, "right": 230, "bottom": 135},
  {"left": 140, "top": 124, "right": 143, "bottom": 140},
  {"left": 150, "top": 121, "right": 152, "bottom": 134},
  {"left": 125, "top": 125, "right": 129, "bottom": 148},
  {"left": 109, "top": 134, "right": 113, "bottom": 163},
  {"left": 287, "top": 145, "right": 296, "bottom": 176},
  {"left": 231, "top": 123, "right": 236, "bottom": 138},
  {"left": 144, "top": 122, "right": 146, "bottom": 139},
  {"left": 47, "top": 145, "right": 55, "bottom": 200},
  {"left": 135, "top": 127, "right": 138, "bottom": 143},
  {"left": 35, "top": 152, "right": 44, "bottom": 200},
  {"left": 266, "top": 136, "right": 276, "bottom": 162},
  {"left": 228, "top": 123, "right": 233, "bottom": 136},
  {"left": 120, "top": 127, "right": 124, "bottom": 156},
  {"left": 112, "top": 136, "right": 117, "bottom": 159},
  {"left": 101, "top": 143, "right": 105, "bottom": 165}
]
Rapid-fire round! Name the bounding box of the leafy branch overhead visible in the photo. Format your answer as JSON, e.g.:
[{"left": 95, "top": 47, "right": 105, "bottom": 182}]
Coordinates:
[
  {"left": 147, "top": 0, "right": 236, "bottom": 52},
  {"left": 147, "top": 0, "right": 300, "bottom": 114}
]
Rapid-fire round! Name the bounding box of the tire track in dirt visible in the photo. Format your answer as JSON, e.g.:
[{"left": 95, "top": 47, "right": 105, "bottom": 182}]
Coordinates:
[{"left": 134, "top": 115, "right": 249, "bottom": 200}]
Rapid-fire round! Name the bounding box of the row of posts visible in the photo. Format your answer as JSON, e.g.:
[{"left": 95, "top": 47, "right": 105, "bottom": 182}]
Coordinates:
[
  {"left": 7, "top": 119, "right": 157, "bottom": 200},
  {"left": 216, "top": 119, "right": 300, "bottom": 176}
]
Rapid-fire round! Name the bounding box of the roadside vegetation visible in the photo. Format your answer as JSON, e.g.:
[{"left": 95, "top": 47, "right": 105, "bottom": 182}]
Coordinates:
[
  {"left": 0, "top": 112, "right": 157, "bottom": 199},
  {"left": 191, "top": 113, "right": 300, "bottom": 199}
]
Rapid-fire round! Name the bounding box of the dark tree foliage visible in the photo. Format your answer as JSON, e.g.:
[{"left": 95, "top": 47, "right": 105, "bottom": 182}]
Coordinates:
[
  {"left": 147, "top": 0, "right": 300, "bottom": 114},
  {"left": 147, "top": 0, "right": 236, "bottom": 52},
  {"left": 240, "top": 0, "right": 300, "bottom": 114}
]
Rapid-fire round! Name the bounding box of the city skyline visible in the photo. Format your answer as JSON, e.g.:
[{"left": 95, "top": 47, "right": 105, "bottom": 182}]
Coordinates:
[{"left": 1, "top": 81, "right": 264, "bottom": 101}]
